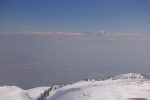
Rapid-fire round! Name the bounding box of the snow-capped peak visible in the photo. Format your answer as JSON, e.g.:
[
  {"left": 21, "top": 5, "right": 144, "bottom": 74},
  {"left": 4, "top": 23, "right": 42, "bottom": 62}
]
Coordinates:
[{"left": 112, "top": 73, "right": 146, "bottom": 80}]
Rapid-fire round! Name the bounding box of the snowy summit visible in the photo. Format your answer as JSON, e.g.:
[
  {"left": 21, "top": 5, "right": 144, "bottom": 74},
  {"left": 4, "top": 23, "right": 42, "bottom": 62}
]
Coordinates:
[{"left": 112, "top": 73, "right": 147, "bottom": 80}]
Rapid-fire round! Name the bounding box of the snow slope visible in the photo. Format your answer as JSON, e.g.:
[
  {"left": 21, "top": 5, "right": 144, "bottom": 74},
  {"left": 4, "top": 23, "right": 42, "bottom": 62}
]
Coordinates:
[
  {"left": 0, "top": 86, "right": 29, "bottom": 100},
  {"left": 0, "top": 73, "right": 150, "bottom": 100},
  {"left": 0, "top": 86, "right": 49, "bottom": 100},
  {"left": 46, "top": 73, "right": 150, "bottom": 100}
]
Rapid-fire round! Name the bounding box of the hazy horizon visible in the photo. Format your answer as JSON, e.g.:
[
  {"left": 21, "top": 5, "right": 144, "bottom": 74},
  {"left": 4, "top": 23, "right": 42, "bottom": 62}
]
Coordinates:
[{"left": 0, "top": 0, "right": 150, "bottom": 89}]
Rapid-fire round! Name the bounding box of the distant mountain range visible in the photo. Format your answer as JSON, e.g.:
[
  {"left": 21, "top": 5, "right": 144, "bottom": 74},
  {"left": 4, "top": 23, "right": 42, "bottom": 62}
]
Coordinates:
[{"left": 1, "top": 31, "right": 150, "bottom": 41}]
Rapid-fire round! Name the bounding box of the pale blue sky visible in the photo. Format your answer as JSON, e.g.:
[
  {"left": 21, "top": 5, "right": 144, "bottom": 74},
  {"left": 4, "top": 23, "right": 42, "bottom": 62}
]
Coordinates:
[{"left": 0, "top": 0, "right": 150, "bottom": 33}]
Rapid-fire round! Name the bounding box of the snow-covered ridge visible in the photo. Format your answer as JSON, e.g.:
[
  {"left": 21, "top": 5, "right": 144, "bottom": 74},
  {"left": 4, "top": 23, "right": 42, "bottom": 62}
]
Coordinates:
[
  {"left": 39, "top": 73, "right": 150, "bottom": 100},
  {"left": 0, "top": 73, "right": 150, "bottom": 100},
  {"left": 111, "top": 73, "right": 148, "bottom": 80}
]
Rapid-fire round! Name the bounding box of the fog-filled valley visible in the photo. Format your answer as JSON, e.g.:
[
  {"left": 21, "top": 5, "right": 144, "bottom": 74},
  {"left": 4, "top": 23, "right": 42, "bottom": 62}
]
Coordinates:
[{"left": 0, "top": 34, "right": 150, "bottom": 89}]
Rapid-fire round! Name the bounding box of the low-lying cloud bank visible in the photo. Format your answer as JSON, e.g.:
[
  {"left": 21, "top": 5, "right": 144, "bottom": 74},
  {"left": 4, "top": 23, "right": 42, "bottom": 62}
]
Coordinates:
[
  {"left": 0, "top": 31, "right": 150, "bottom": 41},
  {"left": 0, "top": 31, "right": 82, "bottom": 36}
]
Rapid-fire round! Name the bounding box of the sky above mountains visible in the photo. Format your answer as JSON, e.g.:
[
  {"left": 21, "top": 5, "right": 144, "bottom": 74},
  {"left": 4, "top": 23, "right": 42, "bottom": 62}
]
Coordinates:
[{"left": 0, "top": 0, "right": 150, "bottom": 33}]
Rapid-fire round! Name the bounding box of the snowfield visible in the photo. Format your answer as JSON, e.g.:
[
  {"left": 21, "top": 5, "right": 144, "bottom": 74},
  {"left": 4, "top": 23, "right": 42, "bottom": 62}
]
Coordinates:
[
  {"left": 0, "top": 86, "right": 49, "bottom": 100},
  {"left": 0, "top": 73, "right": 150, "bottom": 100}
]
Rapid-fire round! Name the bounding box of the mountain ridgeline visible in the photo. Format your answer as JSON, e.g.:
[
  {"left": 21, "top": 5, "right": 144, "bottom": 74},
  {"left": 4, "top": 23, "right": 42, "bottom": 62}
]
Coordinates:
[{"left": 37, "top": 73, "right": 150, "bottom": 100}]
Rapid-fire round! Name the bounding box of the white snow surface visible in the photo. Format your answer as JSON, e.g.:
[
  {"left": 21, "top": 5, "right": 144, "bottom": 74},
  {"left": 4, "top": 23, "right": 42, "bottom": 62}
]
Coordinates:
[
  {"left": 0, "top": 73, "right": 150, "bottom": 100},
  {"left": 0, "top": 86, "right": 49, "bottom": 100},
  {"left": 112, "top": 73, "right": 146, "bottom": 80}
]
